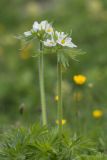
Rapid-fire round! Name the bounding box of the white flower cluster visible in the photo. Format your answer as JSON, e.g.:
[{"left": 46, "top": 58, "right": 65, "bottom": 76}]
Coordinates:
[
  {"left": 24, "top": 20, "right": 77, "bottom": 48},
  {"left": 24, "top": 20, "right": 53, "bottom": 37}
]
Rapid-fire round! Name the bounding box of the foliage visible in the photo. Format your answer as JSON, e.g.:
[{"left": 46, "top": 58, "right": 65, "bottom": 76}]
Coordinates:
[
  {"left": 80, "top": 154, "right": 107, "bottom": 160},
  {"left": 0, "top": 124, "right": 98, "bottom": 160}
]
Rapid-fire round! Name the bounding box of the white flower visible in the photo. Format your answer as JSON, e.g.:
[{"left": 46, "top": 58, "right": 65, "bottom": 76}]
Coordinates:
[
  {"left": 33, "top": 21, "right": 40, "bottom": 31},
  {"left": 41, "top": 20, "right": 48, "bottom": 30},
  {"left": 43, "top": 39, "right": 56, "bottom": 47},
  {"left": 33, "top": 20, "right": 48, "bottom": 31},
  {"left": 23, "top": 20, "right": 54, "bottom": 38},
  {"left": 55, "top": 31, "right": 67, "bottom": 39},
  {"left": 23, "top": 21, "right": 77, "bottom": 49},
  {"left": 24, "top": 31, "right": 32, "bottom": 37},
  {"left": 56, "top": 31, "right": 77, "bottom": 48},
  {"left": 43, "top": 31, "right": 77, "bottom": 48},
  {"left": 33, "top": 20, "right": 53, "bottom": 34},
  {"left": 45, "top": 24, "right": 54, "bottom": 34}
]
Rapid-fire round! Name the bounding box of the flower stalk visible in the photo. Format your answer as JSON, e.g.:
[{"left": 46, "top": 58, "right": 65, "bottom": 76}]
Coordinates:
[
  {"left": 39, "top": 41, "right": 47, "bottom": 125},
  {"left": 21, "top": 20, "right": 78, "bottom": 127},
  {"left": 57, "top": 58, "right": 63, "bottom": 135}
]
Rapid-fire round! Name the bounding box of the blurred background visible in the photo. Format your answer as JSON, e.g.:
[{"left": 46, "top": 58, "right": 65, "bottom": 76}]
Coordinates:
[{"left": 0, "top": 0, "right": 107, "bottom": 149}]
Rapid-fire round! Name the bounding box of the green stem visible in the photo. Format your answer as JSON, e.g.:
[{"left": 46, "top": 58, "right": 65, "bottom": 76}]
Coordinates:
[
  {"left": 39, "top": 41, "right": 47, "bottom": 125},
  {"left": 57, "top": 59, "right": 63, "bottom": 135}
]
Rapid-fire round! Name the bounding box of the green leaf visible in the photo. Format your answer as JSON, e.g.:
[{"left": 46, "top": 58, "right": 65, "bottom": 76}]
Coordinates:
[{"left": 63, "top": 48, "right": 86, "bottom": 61}]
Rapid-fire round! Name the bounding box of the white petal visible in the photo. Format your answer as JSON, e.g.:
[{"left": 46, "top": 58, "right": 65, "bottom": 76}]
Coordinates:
[
  {"left": 46, "top": 24, "right": 53, "bottom": 34},
  {"left": 24, "top": 31, "right": 32, "bottom": 37},
  {"left": 55, "top": 31, "right": 67, "bottom": 40},
  {"left": 67, "top": 42, "right": 77, "bottom": 48},
  {"left": 66, "top": 37, "right": 72, "bottom": 43},
  {"left": 44, "top": 39, "right": 56, "bottom": 47},
  {"left": 33, "top": 21, "right": 39, "bottom": 32},
  {"left": 55, "top": 31, "right": 60, "bottom": 37},
  {"left": 61, "top": 32, "right": 65, "bottom": 37},
  {"left": 56, "top": 39, "right": 62, "bottom": 45},
  {"left": 56, "top": 34, "right": 77, "bottom": 48},
  {"left": 41, "top": 20, "right": 48, "bottom": 30},
  {"left": 60, "top": 32, "right": 67, "bottom": 39}
]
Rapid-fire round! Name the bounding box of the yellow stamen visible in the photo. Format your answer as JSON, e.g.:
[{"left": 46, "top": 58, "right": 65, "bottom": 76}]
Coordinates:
[
  {"left": 47, "top": 28, "right": 53, "bottom": 33},
  {"left": 55, "top": 95, "right": 59, "bottom": 101},
  {"left": 61, "top": 39, "right": 65, "bottom": 44}
]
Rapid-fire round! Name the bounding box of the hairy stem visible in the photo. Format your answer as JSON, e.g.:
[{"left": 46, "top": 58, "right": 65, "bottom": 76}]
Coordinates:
[
  {"left": 39, "top": 41, "right": 47, "bottom": 125},
  {"left": 57, "top": 59, "right": 63, "bottom": 135}
]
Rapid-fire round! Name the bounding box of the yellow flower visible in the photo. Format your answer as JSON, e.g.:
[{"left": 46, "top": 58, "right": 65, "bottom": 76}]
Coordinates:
[
  {"left": 73, "top": 75, "right": 87, "bottom": 85},
  {"left": 56, "top": 119, "right": 66, "bottom": 125},
  {"left": 54, "top": 95, "right": 59, "bottom": 101},
  {"left": 20, "top": 44, "right": 32, "bottom": 60},
  {"left": 92, "top": 110, "right": 103, "bottom": 119}
]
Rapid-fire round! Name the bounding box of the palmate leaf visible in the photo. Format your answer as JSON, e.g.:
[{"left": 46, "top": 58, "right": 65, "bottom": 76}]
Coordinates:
[
  {"left": 57, "top": 48, "right": 85, "bottom": 68},
  {"left": 33, "top": 48, "right": 79, "bottom": 68},
  {"left": 63, "top": 48, "right": 86, "bottom": 61},
  {"left": 57, "top": 52, "right": 69, "bottom": 68},
  {"left": 33, "top": 47, "right": 85, "bottom": 65}
]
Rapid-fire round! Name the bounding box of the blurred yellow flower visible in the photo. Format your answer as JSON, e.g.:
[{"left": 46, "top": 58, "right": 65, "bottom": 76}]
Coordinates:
[
  {"left": 25, "top": 2, "right": 41, "bottom": 16},
  {"left": 20, "top": 44, "right": 32, "bottom": 60},
  {"left": 87, "top": 0, "right": 103, "bottom": 15},
  {"left": 73, "top": 75, "right": 87, "bottom": 85},
  {"left": 56, "top": 119, "right": 66, "bottom": 125},
  {"left": 54, "top": 95, "right": 59, "bottom": 101},
  {"left": 92, "top": 110, "right": 103, "bottom": 119}
]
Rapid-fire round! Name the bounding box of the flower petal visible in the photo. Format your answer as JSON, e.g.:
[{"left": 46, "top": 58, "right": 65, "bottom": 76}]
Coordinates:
[
  {"left": 40, "top": 20, "right": 48, "bottom": 30},
  {"left": 44, "top": 39, "right": 56, "bottom": 47},
  {"left": 33, "top": 21, "right": 39, "bottom": 32},
  {"left": 67, "top": 42, "right": 77, "bottom": 48}
]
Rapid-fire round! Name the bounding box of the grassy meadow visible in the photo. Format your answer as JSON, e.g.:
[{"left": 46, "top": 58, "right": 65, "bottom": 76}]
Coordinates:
[{"left": 0, "top": 0, "right": 107, "bottom": 159}]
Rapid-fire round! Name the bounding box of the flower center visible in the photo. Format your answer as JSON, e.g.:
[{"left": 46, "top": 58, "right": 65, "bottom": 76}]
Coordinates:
[
  {"left": 61, "top": 39, "right": 65, "bottom": 44},
  {"left": 47, "top": 28, "right": 53, "bottom": 32},
  {"left": 50, "top": 41, "right": 54, "bottom": 44}
]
